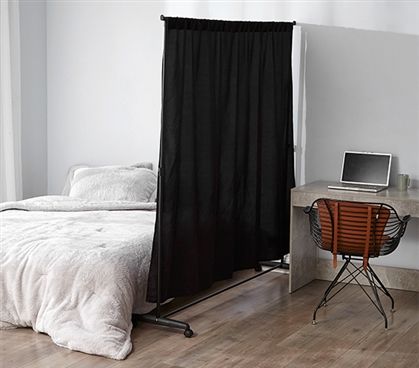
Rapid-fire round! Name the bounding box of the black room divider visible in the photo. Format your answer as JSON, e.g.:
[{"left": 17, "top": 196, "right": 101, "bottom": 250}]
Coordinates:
[{"left": 142, "top": 16, "right": 295, "bottom": 336}]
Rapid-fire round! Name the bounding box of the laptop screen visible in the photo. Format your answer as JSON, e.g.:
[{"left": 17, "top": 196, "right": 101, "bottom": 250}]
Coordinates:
[{"left": 341, "top": 152, "right": 392, "bottom": 186}]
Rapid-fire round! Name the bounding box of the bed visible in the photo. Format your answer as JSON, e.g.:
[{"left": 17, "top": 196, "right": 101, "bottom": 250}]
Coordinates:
[{"left": 0, "top": 164, "right": 157, "bottom": 359}]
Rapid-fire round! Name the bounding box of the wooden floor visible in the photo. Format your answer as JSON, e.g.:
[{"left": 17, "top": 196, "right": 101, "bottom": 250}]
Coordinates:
[{"left": 1, "top": 272, "right": 418, "bottom": 368}]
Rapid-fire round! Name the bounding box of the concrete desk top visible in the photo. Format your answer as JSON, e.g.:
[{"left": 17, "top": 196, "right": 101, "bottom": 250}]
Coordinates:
[{"left": 291, "top": 181, "right": 419, "bottom": 217}]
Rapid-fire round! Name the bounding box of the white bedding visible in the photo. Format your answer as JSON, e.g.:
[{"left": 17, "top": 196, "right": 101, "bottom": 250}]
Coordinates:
[{"left": 0, "top": 195, "right": 157, "bottom": 359}]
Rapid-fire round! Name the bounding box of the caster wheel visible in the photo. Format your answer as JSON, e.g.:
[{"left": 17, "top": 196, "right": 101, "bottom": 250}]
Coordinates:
[
  {"left": 184, "top": 328, "right": 193, "bottom": 338},
  {"left": 391, "top": 308, "right": 396, "bottom": 313},
  {"left": 312, "top": 320, "right": 317, "bottom": 325},
  {"left": 323, "top": 303, "right": 328, "bottom": 307}
]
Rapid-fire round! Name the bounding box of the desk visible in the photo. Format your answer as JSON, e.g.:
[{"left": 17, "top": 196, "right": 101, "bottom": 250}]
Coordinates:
[{"left": 289, "top": 181, "right": 419, "bottom": 293}]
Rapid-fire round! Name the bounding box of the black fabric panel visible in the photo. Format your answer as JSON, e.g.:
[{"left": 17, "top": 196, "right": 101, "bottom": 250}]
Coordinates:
[{"left": 147, "top": 17, "right": 295, "bottom": 302}]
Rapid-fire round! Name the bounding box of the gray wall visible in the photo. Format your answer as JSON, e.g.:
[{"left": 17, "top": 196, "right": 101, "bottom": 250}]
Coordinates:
[
  {"left": 303, "top": 25, "right": 419, "bottom": 269},
  {"left": 304, "top": 25, "right": 419, "bottom": 187},
  {"left": 20, "top": 0, "right": 47, "bottom": 198}
]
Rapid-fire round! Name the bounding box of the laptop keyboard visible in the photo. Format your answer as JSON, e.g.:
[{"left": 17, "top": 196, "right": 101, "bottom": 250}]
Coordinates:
[
  {"left": 328, "top": 184, "right": 386, "bottom": 193},
  {"left": 342, "top": 187, "right": 377, "bottom": 192},
  {"left": 345, "top": 184, "right": 381, "bottom": 190}
]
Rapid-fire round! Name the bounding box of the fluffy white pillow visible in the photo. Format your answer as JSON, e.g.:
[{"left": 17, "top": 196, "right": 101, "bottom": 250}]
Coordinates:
[
  {"left": 62, "top": 162, "right": 154, "bottom": 195},
  {"left": 69, "top": 167, "right": 157, "bottom": 202}
]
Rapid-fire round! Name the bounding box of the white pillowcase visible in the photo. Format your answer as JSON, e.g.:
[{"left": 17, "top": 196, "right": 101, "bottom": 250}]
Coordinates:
[
  {"left": 62, "top": 162, "right": 154, "bottom": 196},
  {"left": 69, "top": 167, "right": 157, "bottom": 202}
]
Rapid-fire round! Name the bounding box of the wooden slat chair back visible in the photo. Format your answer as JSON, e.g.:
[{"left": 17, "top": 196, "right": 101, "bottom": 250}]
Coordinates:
[{"left": 317, "top": 200, "right": 390, "bottom": 269}]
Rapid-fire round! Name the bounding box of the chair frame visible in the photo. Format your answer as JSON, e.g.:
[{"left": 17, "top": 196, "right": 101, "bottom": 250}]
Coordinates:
[{"left": 304, "top": 198, "right": 410, "bottom": 329}]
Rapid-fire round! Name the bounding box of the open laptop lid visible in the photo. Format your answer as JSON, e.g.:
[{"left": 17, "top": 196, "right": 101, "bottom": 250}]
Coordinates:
[{"left": 340, "top": 151, "right": 392, "bottom": 187}]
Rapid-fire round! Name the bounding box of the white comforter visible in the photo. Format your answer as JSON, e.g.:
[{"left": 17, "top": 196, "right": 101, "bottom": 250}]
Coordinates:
[{"left": 0, "top": 196, "right": 156, "bottom": 359}]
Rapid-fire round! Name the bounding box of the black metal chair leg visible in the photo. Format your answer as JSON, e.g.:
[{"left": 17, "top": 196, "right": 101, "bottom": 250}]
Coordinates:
[
  {"left": 313, "top": 259, "right": 349, "bottom": 324},
  {"left": 368, "top": 265, "right": 395, "bottom": 311},
  {"left": 365, "top": 269, "right": 388, "bottom": 329}
]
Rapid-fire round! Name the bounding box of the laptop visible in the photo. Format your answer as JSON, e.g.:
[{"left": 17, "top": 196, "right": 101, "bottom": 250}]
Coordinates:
[{"left": 328, "top": 151, "right": 392, "bottom": 193}]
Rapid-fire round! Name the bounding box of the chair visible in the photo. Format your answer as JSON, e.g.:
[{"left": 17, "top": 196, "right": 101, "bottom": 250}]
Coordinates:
[{"left": 304, "top": 198, "right": 410, "bottom": 328}]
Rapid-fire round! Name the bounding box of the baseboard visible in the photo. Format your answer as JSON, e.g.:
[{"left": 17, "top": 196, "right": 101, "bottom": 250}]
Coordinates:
[{"left": 316, "top": 259, "right": 419, "bottom": 292}]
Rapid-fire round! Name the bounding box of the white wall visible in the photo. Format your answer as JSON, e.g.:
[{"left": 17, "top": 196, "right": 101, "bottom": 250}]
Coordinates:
[
  {"left": 163, "top": 0, "right": 419, "bottom": 36},
  {"left": 44, "top": 1, "right": 418, "bottom": 269},
  {"left": 47, "top": 2, "right": 163, "bottom": 193},
  {"left": 46, "top": 0, "right": 419, "bottom": 194},
  {"left": 20, "top": 0, "right": 47, "bottom": 198}
]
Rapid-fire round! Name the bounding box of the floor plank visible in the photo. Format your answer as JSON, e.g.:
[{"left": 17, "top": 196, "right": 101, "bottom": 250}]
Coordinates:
[{"left": 1, "top": 272, "right": 418, "bottom": 368}]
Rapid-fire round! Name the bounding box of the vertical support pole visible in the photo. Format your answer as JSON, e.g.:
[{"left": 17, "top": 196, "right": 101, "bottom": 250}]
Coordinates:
[
  {"left": 138, "top": 16, "right": 193, "bottom": 338},
  {"left": 155, "top": 167, "right": 162, "bottom": 318}
]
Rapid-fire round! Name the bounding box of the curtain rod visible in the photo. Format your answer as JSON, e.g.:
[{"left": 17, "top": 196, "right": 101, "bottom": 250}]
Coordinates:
[{"left": 160, "top": 15, "right": 296, "bottom": 25}]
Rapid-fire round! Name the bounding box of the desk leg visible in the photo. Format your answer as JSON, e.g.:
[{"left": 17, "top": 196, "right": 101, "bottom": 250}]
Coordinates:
[{"left": 289, "top": 205, "right": 317, "bottom": 293}]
